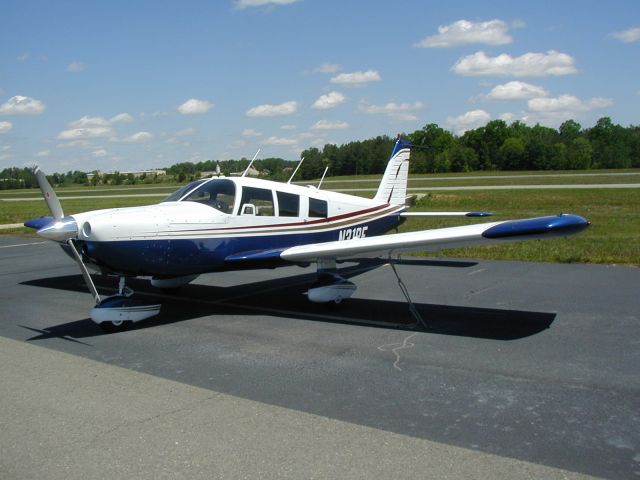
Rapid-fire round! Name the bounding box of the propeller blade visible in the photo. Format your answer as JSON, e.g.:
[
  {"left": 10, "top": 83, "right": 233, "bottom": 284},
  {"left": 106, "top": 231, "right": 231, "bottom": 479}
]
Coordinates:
[
  {"left": 35, "top": 168, "right": 64, "bottom": 221},
  {"left": 66, "top": 239, "right": 101, "bottom": 305}
]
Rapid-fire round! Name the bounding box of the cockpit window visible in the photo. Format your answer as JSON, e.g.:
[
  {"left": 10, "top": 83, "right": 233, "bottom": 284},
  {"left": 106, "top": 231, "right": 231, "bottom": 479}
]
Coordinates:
[
  {"left": 180, "top": 179, "right": 236, "bottom": 214},
  {"left": 161, "top": 179, "right": 207, "bottom": 203}
]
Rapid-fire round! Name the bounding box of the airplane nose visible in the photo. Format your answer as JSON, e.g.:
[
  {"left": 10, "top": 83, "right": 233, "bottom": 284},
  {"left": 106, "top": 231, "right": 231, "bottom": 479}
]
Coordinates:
[{"left": 36, "top": 217, "right": 78, "bottom": 242}]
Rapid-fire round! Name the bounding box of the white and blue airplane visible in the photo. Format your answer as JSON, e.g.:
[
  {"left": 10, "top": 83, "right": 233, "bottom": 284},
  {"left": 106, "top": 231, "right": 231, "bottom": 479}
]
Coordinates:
[{"left": 25, "top": 137, "right": 590, "bottom": 331}]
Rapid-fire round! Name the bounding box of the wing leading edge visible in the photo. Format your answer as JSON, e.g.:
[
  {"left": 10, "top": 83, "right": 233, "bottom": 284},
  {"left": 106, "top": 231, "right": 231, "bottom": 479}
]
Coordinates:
[{"left": 279, "top": 214, "right": 589, "bottom": 262}]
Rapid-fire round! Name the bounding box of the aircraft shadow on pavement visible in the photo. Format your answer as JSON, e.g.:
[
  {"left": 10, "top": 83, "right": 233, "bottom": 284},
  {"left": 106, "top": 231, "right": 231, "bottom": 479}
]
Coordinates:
[{"left": 21, "top": 259, "right": 554, "bottom": 342}]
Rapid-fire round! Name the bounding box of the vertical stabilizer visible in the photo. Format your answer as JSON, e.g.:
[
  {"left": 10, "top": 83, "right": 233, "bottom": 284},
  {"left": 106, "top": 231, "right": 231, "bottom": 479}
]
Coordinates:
[{"left": 373, "top": 137, "right": 412, "bottom": 205}]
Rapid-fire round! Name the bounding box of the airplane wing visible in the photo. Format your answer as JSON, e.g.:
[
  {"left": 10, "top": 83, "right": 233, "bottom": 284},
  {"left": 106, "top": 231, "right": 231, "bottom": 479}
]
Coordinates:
[{"left": 279, "top": 214, "right": 589, "bottom": 262}]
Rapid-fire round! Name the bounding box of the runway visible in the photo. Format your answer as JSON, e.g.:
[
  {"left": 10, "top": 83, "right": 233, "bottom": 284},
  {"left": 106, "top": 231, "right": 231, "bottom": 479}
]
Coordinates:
[{"left": 1, "top": 236, "right": 638, "bottom": 478}]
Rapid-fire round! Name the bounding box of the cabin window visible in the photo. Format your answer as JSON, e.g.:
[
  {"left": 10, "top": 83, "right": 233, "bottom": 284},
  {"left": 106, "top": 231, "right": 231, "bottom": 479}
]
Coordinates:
[
  {"left": 240, "top": 186, "right": 275, "bottom": 216},
  {"left": 277, "top": 191, "right": 299, "bottom": 217},
  {"left": 309, "top": 198, "right": 327, "bottom": 218},
  {"left": 180, "top": 179, "right": 236, "bottom": 214}
]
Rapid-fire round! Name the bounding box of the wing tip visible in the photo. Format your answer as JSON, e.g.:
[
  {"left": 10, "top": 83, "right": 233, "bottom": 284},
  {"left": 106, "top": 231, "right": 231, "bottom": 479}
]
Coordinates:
[{"left": 482, "top": 214, "right": 590, "bottom": 240}]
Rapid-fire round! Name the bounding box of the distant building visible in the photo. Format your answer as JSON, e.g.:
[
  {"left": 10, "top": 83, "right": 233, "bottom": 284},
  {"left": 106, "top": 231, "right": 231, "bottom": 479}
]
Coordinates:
[
  {"left": 200, "top": 163, "right": 222, "bottom": 178},
  {"left": 230, "top": 166, "right": 269, "bottom": 177},
  {"left": 87, "top": 169, "right": 166, "bottom": 179}
]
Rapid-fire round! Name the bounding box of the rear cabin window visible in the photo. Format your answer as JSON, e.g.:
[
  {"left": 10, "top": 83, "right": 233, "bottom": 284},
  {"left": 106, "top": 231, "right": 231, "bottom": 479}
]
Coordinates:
[
  {"left": 277, "top": 191, "right": 300, "bottom": 217},
  {"left": 308, "top": 197, "right": 328, "bottom": 218},
  {"left": 240, "top": 186, "right": 275, "bottom": 216}
]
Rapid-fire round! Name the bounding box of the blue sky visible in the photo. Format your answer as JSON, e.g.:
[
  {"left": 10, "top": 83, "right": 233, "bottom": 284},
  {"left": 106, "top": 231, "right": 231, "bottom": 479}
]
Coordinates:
[{"left": 0, "top": 0, "right": 638, "bottom": 172}]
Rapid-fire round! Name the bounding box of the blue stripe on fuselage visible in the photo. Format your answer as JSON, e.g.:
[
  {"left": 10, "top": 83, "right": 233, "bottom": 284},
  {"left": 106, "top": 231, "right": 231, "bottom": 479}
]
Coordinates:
[{"left": 82, "top": 214, "right": 401, "bottom": 276}]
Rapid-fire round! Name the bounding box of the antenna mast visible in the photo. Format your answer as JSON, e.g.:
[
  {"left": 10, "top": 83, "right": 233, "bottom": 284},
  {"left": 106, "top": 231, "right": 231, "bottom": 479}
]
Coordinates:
[
  {"left": 287, "top": 157, "right": 304, "bottom": 184},
  {"left": 317, "top": 166, "right": 329, "bottom": 189},
  {"left": 241, "top": 149, "right": 261, "bottom": 178}
]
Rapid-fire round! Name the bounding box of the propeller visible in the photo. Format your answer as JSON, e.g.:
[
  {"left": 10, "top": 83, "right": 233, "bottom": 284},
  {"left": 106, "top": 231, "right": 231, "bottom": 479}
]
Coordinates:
[
  {"left": 33, "top": 168, "right": 100, "bottom": 304},
  {"left": 35, "top": 168, "right": 64, "bottom": 221},
  {"left": 33, "top": 168, "right": 78, "bottom": 242}
]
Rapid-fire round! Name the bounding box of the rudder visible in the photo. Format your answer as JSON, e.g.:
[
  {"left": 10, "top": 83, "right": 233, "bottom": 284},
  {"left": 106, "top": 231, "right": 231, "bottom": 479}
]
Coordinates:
[{"left": 373, "top": 136, "right": 412, "bottom": 205}]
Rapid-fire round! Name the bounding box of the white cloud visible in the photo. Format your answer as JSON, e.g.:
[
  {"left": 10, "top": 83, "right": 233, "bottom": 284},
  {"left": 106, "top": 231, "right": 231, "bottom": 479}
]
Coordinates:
[
  {"left": 359, "top": 101, "right": 424, "bottom": 121},
  {"left": 453, "top": 50, "right": 577, "bottom": 77},
  {"left": 66, "top": 62, "right": 86, "bottom": 73},
  {"left": 262, "top": 136, "right": 297, "bottom": 146},
  {"left": 486, "top": 81, "right": 549, "bottom": 100},
  {"left": 17, "top": 52, "right": 30, "bottom": 62},
  {"left": 0, "top": 121, "right": 12, "bottom": 134},
  {"left": 0, "top": 95, "right": 46, "bottom": 115},
  {"left": 312, "top": 91, "right": 346, "bottom": 110},
  {"left": 415, "top": 19, "right": 512, "bottom": 48},
  {"left": 246, "top": 100, "right": 297, "bottom": 117},
  {"left": 499, "top": 112, "right": 517, "bottom": 122},
  {"left": 177, "top": 98, "right": 214, "bottom": 114},
  {"left": 56, "top": 114, "right": 138, "bottom": 141},
  {"left": 242, "top": 128, "right": 262, "bottom": 137},
  {"left": 58, "top": 126, "right": 113, "bottom": 140},
  {"left": 312, "top": 120, "right": 349, "bottom": 130},
  {"left": 610, "top": 27, "right": 640, "bottom": 43},
  {"left": 235, "top": 0, "right": 298, "bottom": 8},
  {"left": 35, "top": 149, "right": 50, "bottom": 157},
  {"left": 110, "top": 112, "right": 134, "bottom": 123},
  {"left": 91, "top": 148, "right": 107, "bottom": 157},
  {"left": 121, "top": 131, "right": 154, "bottom": 143},
  {"left": 69, "top": 115, "right": 110, "bottom": 128},
  {"left": 310, "top": 63, "right": 341, "bottom": 74},
  {"left": 527, "top": 95, "right": 612, "bottom": 113},
  {"left": 175, "top": 127, "right": 196, "bottom": 137},
  {"left": 521, "top": 95, "right": 613, "bottom": 126},
  {"left": 56, "top": 139, "right": 92, "bottom": 149},
  {"left": 280, "top": 124, "right": 296, "bottom": 130},
  {"left": 330, "top": 70, "right": 381, "bottom": 87},
  {"left": 447, "top": 109, "right": 491, "bottom": 134}
]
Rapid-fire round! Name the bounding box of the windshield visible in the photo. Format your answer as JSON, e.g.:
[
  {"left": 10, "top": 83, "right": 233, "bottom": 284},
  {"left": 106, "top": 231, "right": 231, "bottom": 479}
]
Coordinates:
[
  {"left": 161, "top": 179, "right": 208, "bottom": 203},
  {"left": 180, "top": 179, "right": 236, "bottom": 214}
]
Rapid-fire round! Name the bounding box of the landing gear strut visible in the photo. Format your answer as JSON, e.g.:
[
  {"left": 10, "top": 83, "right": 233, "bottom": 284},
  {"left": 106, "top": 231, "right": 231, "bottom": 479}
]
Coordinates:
[
  {"left": 66, "top": 240, "right": 161, "bottom": 333},
  {"left": 306, "top": 259, "right": 356, "bottom": 305}
]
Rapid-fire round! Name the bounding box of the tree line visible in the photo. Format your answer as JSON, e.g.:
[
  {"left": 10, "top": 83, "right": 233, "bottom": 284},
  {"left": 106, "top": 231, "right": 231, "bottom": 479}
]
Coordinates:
[
  {"left": 1, "top": 117, "right": 638, "bottom": 189},
  {"left": 299, "top": 117, "right": 640, "bottom": 179}
]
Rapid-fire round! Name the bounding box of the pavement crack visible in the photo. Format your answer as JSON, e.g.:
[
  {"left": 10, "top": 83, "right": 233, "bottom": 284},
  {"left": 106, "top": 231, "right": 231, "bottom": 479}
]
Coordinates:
[
  {"left": 377, "top": 332, "right": 418, "bottom": 371},
  {"left": 88, "top": 392, "right": 222, "bottom": 446}
]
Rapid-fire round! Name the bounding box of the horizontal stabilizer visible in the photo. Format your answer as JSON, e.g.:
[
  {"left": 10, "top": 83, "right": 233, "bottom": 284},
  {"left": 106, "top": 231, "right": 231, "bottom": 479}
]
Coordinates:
[
  {"left": 400, "top": 211, "right": 493, "bottom": 218},
  {"left": 225, "top": 249, "right": 286, "bottom": 262},
  {"left": 224, "top": 248, "right": 288, "bottom": 269}
]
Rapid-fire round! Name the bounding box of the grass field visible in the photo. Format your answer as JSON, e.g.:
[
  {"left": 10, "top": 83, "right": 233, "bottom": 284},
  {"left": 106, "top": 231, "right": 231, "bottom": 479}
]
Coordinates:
[
  {"left": 2, "top": 169, "right": 638, "bottom": 266},
  {"left": 404, "top": 189, "right": 639, "bottom": 265}
]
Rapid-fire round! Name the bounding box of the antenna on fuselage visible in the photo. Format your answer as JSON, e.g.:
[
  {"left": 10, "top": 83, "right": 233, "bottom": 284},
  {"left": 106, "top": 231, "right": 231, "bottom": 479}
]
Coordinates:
[
  {"left": 317, "top": 166, "right": 329, "bottom": 189},
  {"left": 287, "top": 157, "right": 304, "bottom": 184},
  {"left": 241, "top": 149, "right": 261, "bottom": 178}
]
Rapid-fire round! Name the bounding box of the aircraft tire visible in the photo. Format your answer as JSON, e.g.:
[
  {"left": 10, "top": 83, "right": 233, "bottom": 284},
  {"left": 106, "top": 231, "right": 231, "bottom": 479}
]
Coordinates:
[{"left": 99, "top": 320, "right": 132, "bottom": 333}]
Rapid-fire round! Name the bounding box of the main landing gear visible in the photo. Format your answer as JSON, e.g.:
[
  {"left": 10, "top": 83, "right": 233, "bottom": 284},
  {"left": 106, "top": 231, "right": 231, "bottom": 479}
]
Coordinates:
[
  {"left": 67, "top": 240, "right": 161, "bottom": 333},
  {"left": 305, "top": 256, "right": 427, "bottom": 329},
  {"left": 305, "top": 259, "right": 356, "bottom": 305}
]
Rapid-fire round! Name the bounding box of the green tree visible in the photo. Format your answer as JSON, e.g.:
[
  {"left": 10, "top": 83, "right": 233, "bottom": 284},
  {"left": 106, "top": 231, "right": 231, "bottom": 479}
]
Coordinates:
[
  {"left": 559, "top": 120, "right": 582, "bottom": 144},
  {"left": 566, "top": 137, "right": 593, "bottom": 169},
  {"left": 499, "top": 137, "right": 526, "bottom": 170},
  {"left": 587, "top": 117, "right": 631, "bottom": 168}
]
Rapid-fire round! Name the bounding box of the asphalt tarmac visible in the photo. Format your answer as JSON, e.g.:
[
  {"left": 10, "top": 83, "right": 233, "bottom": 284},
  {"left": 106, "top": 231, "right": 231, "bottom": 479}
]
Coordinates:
[{"left": 1, "top": 236, "right": 638, "bottom": 479}]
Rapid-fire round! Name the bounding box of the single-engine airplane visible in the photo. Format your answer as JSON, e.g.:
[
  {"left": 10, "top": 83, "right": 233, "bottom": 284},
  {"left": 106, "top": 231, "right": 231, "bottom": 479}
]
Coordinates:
[{"left": 25, "top": 137, "right": 590, "bottom": 331}]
